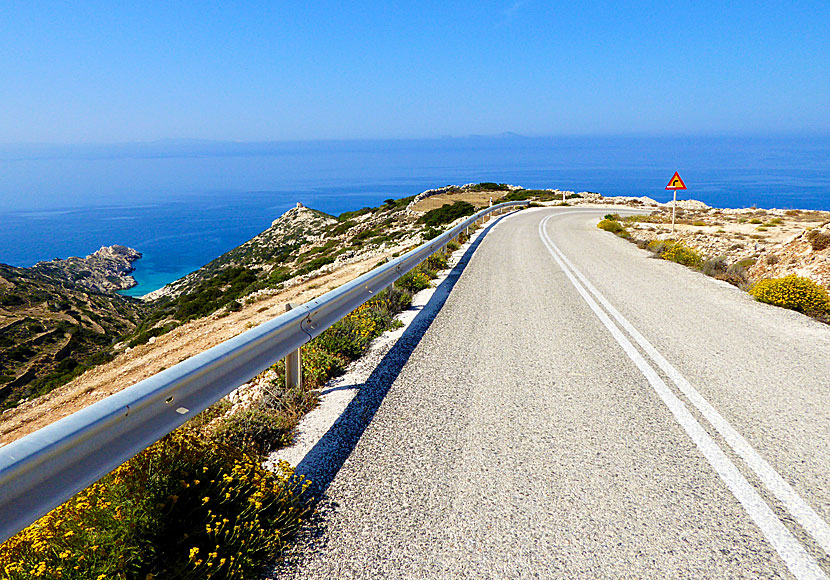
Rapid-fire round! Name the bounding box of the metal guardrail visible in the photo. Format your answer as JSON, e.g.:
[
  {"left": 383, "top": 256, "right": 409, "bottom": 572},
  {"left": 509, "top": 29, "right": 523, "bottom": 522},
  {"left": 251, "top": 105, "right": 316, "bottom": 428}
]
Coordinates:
[{"left": 0, "top": 200, "right": 528, "bottom": 543}]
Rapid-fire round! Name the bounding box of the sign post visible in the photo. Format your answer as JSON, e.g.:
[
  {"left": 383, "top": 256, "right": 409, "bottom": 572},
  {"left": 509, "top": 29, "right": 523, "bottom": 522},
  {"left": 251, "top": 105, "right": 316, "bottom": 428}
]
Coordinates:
[{"left": 665, "top": 171, "right": 687, "bottom": 235}]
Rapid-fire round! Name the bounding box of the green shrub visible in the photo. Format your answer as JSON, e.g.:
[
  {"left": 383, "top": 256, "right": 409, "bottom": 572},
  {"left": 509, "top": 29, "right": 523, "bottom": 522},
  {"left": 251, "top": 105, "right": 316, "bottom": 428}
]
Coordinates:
[
  {"left": 702, "top": 256, "right": 728, "bottom": 278},
  {"left": 296, "top": 255, "right": 335, "bottom": 276},
  {"left": 418, "top": 202, "right": 476, "bottom": 227},
  {"left": 329, "top": 220, "right": 356, "bottom": 235},
  {"left": 469, "top": 182, "right": 509, "bottom": 191},
  {"left": 396, "top": 270, "right": 431, "bottom": 293},
  {"left": 662, "top": 243, "right": 703, "bottom": 268},
  {"left": 700, "top": 256, "right": 751, "bottom": 288},
  {"left": 426, "top": 252, "right": 448, "bottom": 271},
  {"left": 128, "top": 324, "right": 174, "bottom": 348},
  {"left": 749, "top": 276, "right": 830, "bottom": 316},
  {"left": 354, "top": 228, "right": 383, "bottom": 241},
  {"left": 338, "top": 207, "right": 373, "bottom": 221},
  {"left": 597, "top": 219, "right": 624, "bottom": 234},
  {"left": 315, "top": 317, "right": 376, "bottom": 359},
  {"left": 212, "top": 407, "right": 293, "bottom": 455},
  {"left": 0, "top": 431, "right": 310, "bottom": 580},
  {"left": 646, "top": 239, "right": 677, "bottom": 255},
  {"left": 806, "top": 229, "right": 830, "bottom": 251},
  {"left": 173, "top": 267, "right": 259, "bottom": 322},
  {"left": 268, "top": 267, "right": 293, "bottom": 286},
  {"left": 446, "top": 240, "right": 460, "bottom": 251},
  {"left": 421, "top": 226, "right": 441, "bottom": 240}
]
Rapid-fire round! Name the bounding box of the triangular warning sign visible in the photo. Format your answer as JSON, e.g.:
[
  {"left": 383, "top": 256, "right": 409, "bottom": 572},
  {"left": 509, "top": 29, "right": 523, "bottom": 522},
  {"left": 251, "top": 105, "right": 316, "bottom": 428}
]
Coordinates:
[{"left": 665, "top": 171, "right": 687, "bottom": 190}]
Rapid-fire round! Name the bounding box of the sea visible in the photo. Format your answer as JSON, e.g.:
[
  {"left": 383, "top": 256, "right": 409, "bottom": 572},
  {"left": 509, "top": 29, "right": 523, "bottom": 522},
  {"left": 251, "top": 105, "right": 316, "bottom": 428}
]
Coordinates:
[{"left": 0, "top": 134, "right": 827, "bottom": 297}]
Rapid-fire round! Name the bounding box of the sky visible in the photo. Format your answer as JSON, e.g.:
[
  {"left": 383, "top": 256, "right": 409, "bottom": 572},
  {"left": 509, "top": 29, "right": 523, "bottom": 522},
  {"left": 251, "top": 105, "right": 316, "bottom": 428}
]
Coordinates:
[{"left": 1, "top": 1, "right": 828, "bottom": 143}]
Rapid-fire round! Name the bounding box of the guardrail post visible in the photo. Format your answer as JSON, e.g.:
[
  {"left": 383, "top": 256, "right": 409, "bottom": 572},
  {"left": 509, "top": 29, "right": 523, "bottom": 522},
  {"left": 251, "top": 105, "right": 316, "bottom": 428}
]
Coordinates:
[{"left": 284, "top": 303, "right": 302, "bottom": 390}]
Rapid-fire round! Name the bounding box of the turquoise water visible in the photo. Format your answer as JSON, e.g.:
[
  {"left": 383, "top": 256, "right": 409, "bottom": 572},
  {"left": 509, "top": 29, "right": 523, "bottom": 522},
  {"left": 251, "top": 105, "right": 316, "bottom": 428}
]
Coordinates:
[{"left": 0, "top": 135, "right": 827, "bottom": 296}]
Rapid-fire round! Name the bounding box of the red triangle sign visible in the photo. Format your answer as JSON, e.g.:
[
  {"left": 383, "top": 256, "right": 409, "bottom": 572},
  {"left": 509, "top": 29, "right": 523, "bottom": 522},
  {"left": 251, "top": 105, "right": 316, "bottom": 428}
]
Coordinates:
[{"left": 665, "top": 171, "right": 687, "bottom": 190}]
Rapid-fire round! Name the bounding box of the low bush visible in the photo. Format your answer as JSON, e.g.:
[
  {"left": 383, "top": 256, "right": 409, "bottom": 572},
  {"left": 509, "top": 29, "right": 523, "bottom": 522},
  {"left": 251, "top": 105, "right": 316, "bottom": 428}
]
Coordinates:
[
  {"left": 0, "top": 431, "right": 310, "bottom": 580},
  {"left": 806, "top": 229, "right": 830, "bottom": 251},
  {"left": 128, "top": 324, "right": 175, "bottom": 348},
  {"left": 268, "top": 267, "right": 293, "bottom": 286},
  {"left": 421, "top": 226, "right": 441, "bottom": 241},
  {"left": 426, "top": 252, "right": 448, "bottom": 271},
  {"left": 211, "top": 407, "right": 293, "bottom": 455},
  {"left": 702, "top": 256, "right": 728, "bottom": 278},
  {"left": 700, "top": 256, "right": 753, "bottom": 288},
  {"left": 468, "top": 182, "right": 510, "bottom": 191},
  {"left": 173, "top": 268, "right": 260, "bottom": 322},
  {"left": 646, "top": 239, "right": 677, "bottom": 256},
  {"left": 338, "top": 207, "right": 374, "bottom": 221},
  {"left": 295, "top": 255, "right": 335, "bottom": 276},
  {"left": 396, "top": 270, "right": 431, "bottom": 293},
  {"left": 749, "top": 275, "right": 830, "bottom": 317},
  {"left": 418, "top": 202, "right": 476, "bottom": 227},
  {"left": 662, "top": 243, "right": 703, "bottom": 268},
  {"left": 597, "top": 219, "right": 624, "bottom": 234},
  {"left": 329, "top": 220, "right": 356, "bottom": 236}
]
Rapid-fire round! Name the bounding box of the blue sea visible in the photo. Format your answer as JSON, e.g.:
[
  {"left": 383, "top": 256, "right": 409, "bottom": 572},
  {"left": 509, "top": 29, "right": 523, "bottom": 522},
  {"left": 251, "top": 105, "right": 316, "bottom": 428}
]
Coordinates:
[{"left": 0, "top": 135, "right": 827, "bottom": 296}]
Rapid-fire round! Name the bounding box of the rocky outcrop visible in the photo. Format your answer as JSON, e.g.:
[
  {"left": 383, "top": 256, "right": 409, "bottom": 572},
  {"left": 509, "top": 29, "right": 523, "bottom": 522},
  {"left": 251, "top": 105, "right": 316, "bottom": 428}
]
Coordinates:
[
  {"left": 749, "top": 224, "right": 830, "bottom": 287},
  {"left": 29, "top": 245, "right": 142, "bottom": 293}
]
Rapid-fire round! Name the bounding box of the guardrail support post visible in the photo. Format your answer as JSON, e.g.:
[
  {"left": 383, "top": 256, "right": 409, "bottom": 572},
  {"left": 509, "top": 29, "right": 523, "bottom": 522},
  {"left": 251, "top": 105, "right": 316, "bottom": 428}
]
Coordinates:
[{"left": 284, "top": 303, "right": 302, "bottom": 390}]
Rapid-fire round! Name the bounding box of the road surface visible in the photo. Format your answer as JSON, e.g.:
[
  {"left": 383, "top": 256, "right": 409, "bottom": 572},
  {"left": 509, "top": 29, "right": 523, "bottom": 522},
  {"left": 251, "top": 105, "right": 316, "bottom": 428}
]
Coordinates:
[{"left": 277, "top": 207, "right": 830, "bottom": 579}]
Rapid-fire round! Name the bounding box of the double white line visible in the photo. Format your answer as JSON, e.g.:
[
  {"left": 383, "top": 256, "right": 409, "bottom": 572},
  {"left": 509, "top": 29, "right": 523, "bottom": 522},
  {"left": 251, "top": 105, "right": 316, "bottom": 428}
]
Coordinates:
[{"left": 538, "top": 213, "right": 830, "bottom": 580}]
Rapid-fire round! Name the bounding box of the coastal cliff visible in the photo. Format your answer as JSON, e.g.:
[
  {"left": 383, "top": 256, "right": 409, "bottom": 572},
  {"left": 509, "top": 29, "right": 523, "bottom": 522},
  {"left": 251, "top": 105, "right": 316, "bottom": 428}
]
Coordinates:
[
  {"left": 0, "top": 257, "right": 146, "bottom": 410},
  {"left": 4, "top": 183, "right": 829, "bottom": 420},
  {"left": 29, "top": 244, "right": 142, "bottom": 293}
]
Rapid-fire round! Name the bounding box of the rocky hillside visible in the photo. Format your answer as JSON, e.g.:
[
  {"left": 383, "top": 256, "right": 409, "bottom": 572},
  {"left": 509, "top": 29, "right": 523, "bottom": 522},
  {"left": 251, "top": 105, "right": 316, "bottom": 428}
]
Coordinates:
[
  {"left": 748, "top": 223, "right": 830, "bottom": 287},
  {"left": 132, "top": 198, "right": 427, "bottom": 335},
  {"left": 0, "top": 264, "right": 146, "bottom": 410},
  {"left": 0, "top": 183, "right": 540, "bottom": 413},
  {"left": 144, "top": 205, "right": 340, "bottom": 300},
  {"left": 595, "top": 205, "right": 830, "bottom": 293}
]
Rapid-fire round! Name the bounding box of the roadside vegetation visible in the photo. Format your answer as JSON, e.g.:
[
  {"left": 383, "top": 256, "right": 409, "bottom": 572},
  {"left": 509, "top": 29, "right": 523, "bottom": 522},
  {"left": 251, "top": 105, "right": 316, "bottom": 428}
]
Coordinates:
[
  {"left": 502, "top": 189, "right": 582, "bottom": 203},
  {"left": 749, "top": 276, "right": 830, "bottom": 320},
  {"left": 418, "top": 201, "right": 476, "bottom": 227},
  {"left": 0, "top": 193, "right": 428, "bottom": 411},
  {"left": 597, "top": 213, "right": 830, "bottom": 323},
  {"left": 0, "top": 244, "right": 460, "bottom": 579},
  {"left": 0, "top": 265, "right": 147, "bottom": 411},
  {"left": 0, "top": 427, "right": 310, "bottom": 580}
]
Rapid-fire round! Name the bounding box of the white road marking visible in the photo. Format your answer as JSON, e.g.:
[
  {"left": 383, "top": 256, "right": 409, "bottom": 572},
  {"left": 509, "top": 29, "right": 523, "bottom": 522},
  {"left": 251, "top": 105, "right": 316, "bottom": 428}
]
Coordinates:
[
  {"left": 538, "top": 213, "right": 827, "bottom": 580},
  {"left": 545, "top": 213, "right": 830, "bottom": 557}
]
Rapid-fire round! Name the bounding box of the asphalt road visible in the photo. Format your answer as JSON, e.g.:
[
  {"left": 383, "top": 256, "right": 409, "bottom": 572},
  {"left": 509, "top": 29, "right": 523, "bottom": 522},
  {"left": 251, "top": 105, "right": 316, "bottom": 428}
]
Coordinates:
[{"left": 278, "top": 207, "right": 830, "bottom": 579}]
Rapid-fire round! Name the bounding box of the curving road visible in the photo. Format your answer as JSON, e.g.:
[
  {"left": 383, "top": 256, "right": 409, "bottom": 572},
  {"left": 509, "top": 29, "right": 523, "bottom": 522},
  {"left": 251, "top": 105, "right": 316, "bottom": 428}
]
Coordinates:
[{"left": 278, "top": 207, "right": 830, "bottom": 579}]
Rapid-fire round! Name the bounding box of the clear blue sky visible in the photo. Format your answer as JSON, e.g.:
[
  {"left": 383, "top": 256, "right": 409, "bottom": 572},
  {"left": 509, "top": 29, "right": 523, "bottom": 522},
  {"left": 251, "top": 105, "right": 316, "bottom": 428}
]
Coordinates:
[{"left": 1, "top": 1, "right": 828, "bottom": 143}]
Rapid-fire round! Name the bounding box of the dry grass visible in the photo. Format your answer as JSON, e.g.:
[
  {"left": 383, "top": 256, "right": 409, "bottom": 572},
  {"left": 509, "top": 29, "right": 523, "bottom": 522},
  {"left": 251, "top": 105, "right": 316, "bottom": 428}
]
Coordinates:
[
  {"left": 409, "top": 190, "right": 508, "bottom": 212},
  {"left": 0, "top": 254, "right": 397, "bottom": 445}
]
